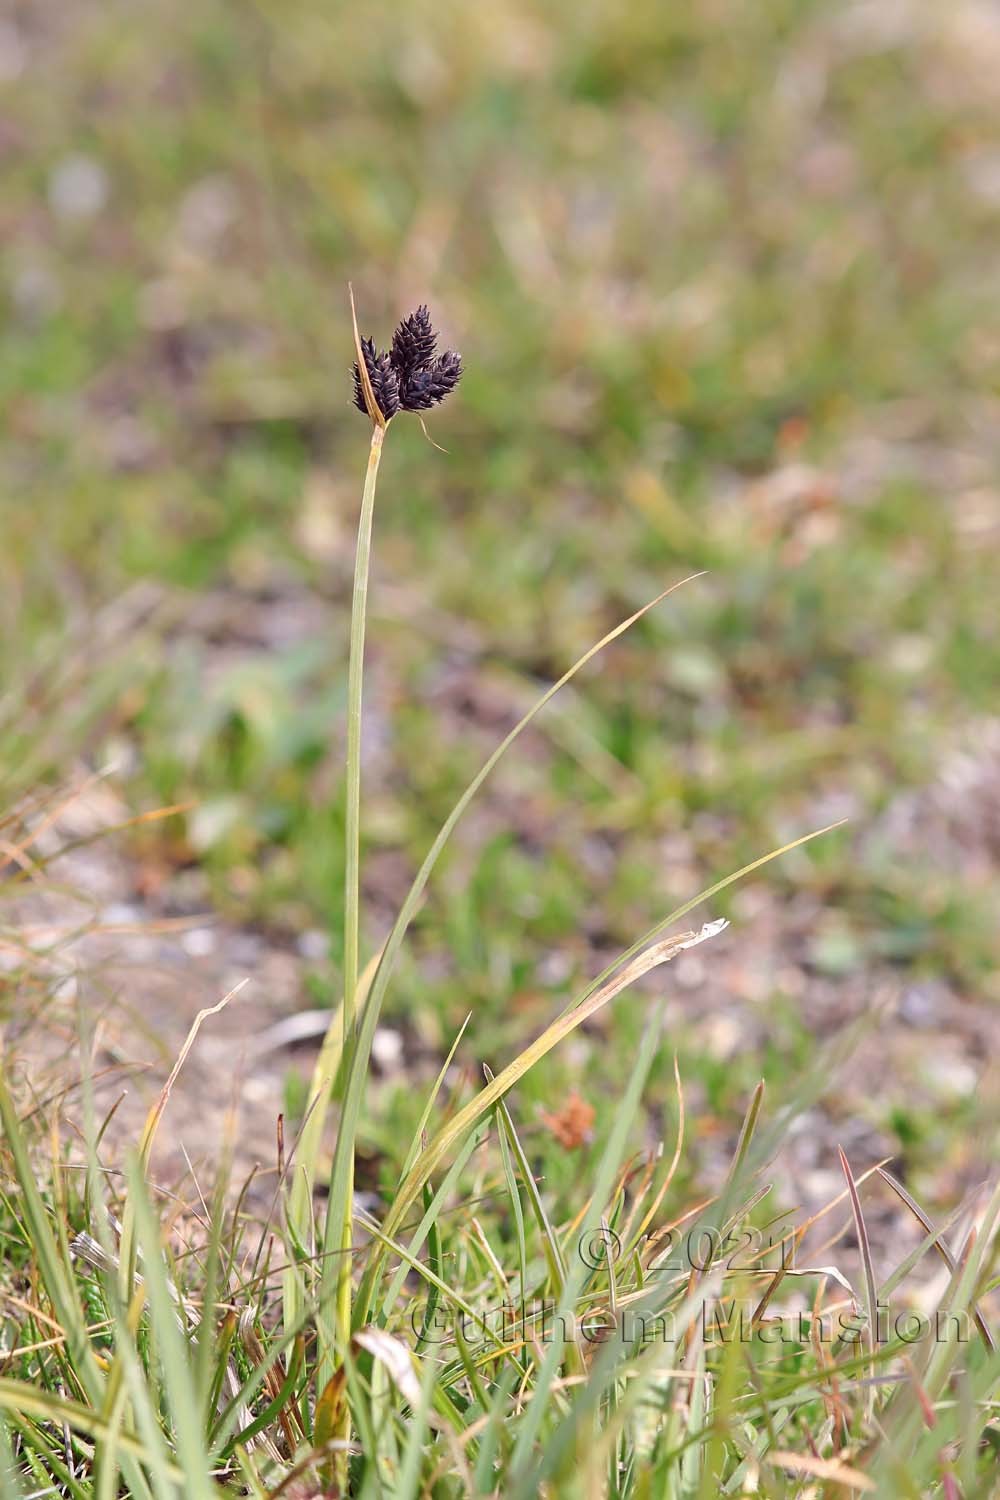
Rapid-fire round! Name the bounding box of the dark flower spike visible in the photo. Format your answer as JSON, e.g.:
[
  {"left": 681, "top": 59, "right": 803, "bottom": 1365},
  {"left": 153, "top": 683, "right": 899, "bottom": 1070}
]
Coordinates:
[
  {"left": 390, "top": 304, "right": 437, "bottom": 380},
  {"left": 398, "top": 349, "right": 463, "bottom": 411},
  {"left": 352, "top": 335, "right": 400, "bottom": 420},
  {"left": 352, "top": 305, "right": 461, "bottom": 420}
]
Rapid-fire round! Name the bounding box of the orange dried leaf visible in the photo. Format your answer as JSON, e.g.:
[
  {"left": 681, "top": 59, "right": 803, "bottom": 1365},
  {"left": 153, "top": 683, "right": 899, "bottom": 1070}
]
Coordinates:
[{"left": 540, "top": 1091, "right": 596, "bottom": 1150}]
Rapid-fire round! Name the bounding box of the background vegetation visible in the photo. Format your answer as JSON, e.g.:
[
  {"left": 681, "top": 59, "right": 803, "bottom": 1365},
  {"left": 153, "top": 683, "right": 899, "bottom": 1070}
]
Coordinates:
[
  {"left": 1, "top": 1, "right": 999, "bottom": 1492},
  {"left": 6, "top": 0, "right": 998, "bottom": 1185}
]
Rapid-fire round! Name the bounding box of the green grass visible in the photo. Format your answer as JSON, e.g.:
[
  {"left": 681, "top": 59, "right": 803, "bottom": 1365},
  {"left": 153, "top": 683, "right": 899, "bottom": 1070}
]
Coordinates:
[{"left": 1, "top": 992, "right": 998, "bottom": 1495}]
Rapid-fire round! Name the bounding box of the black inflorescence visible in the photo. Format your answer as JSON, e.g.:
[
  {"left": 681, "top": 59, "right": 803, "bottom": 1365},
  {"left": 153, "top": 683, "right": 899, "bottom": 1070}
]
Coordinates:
[
  {"left": 391, "top": 304, "right": 437, "bottom": 375},
  {"left": 353, "top": 336, "right": 400, "bottom": 420},
  {"left": 353, "top": 306, "right": 461, "bottom": 420},
  {"left": 396, "top": 349, "right": 463, "bottom": 410}
]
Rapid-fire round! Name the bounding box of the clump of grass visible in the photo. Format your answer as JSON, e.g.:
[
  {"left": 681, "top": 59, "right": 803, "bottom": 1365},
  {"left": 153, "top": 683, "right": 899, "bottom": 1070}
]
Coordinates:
[{"left": 1, "top": 298, "right": 997, "bottom": 1497}]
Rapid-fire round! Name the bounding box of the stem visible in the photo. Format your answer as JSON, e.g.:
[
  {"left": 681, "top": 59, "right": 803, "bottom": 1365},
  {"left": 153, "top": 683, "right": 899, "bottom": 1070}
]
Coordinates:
[
  {"left": 344, "top": 421, "right": 384, "bottom": 1047},
  {"left": 329, "top": 419, "right": 385, "bottom": 1458}
]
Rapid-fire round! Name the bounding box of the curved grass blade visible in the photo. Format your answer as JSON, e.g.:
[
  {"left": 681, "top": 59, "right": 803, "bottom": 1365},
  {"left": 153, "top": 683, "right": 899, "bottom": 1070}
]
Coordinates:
[
  {"left": 400, "top": 1014, "right": 472, "bottom": 1183},
  {"left": 376, "top": 820, "right": 838, "bottom": 1264},
  {"left": 321, "top": 576, "right": 704, "bottom": 1368},
  {"left": 877, "top": 1167, "right": 994, "bottom": 1352},
  {"left": 624, "top": 1053, "right": 685, "bottom": 1254},
  {"left": 378, "top": 1122, "right": 490, "bottom": 1324},
  {"left": 0, "top": 1379, "right": 187, "bottom": 1487},
  {"left": 493, "top": 1083, "right": 568, "bottom": 1300},
  {"left": 378, "top": 920, "right": 729, "bottom": 1260},
  {"left": 494, "top": 1090, "right": 542, "bottom": 1314},
  {"left": 353, "top": 1012, "right": 473, "bottom": 1328},
  {"left": 838, "top": 1145, "right": 879, "bottom": 1424}
]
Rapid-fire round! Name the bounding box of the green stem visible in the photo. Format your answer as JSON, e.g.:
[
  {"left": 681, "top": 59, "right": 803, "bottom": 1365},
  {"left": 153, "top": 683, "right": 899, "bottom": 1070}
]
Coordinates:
[
  {"left": 328, "top": 419, "right": 385, "bottom": 1448},
  {"left": 344, "top": 421, "right": 384, "bottom": 1048}
]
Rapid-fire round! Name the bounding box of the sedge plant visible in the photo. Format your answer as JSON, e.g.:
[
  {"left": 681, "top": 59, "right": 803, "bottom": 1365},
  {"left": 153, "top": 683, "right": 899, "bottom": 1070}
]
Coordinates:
[
  {"left": 1, "top": 294, "right": 998, "bottom": 1496},
  {"left": 323, "top": 294, "right": 464, "bottom": 1458}
]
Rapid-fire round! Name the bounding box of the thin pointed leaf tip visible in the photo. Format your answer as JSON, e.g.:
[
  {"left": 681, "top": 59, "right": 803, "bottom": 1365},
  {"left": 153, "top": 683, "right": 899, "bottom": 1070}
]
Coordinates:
[{"left": 352, "top": 305, "right": 462, "bottom": 419}]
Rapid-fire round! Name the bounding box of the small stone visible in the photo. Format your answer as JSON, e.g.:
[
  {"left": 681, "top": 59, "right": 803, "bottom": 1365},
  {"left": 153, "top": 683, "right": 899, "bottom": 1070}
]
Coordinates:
[
  {"left": 297, "top": 928, "right": 330, "bottom": 961},
  {"left": 181, "top": 928, "right": 216, "bottom": 958},
  {"left": 48, "top": 155, "right": 109, "bottom": 222},
  {"left": 371, "top": 1028, "right": 404, "bottom": 1072}
]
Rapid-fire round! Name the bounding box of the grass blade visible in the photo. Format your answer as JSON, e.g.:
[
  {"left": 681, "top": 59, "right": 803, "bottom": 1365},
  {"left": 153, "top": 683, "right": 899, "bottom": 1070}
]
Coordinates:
[
  {"left": 0, "top": 1074, "right": 106, "bottom": 1408},
  {"left": 510, "top": 1000, "right": 670, "bottom": 1480},
  {"left": 838, "top": 1145, "right": 879, "bottom": 1424},
  {"left": 877, "top": 1167, "right": 994, "bottom": 1351},
  {"left": 127, "top": 1161, "right": 217, "bottom": 1500},
  {"left": 493, "top": 1080, "right": 567, "bottom": 1299},
  {"left": 379, "top": 919, "right": 731, "bottom": 1267},
  {"left": 321, "top": 575, "right": 704, "bottom": 1377}
]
